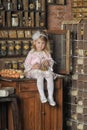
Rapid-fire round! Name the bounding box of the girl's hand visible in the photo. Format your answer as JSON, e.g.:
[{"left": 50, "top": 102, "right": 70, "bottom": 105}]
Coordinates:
[
  {"left": 32, "top": 63, "right": 41, "bottom": 69},
  {"left": 42, "top": 60, "right": 49, "bottom": 67}
]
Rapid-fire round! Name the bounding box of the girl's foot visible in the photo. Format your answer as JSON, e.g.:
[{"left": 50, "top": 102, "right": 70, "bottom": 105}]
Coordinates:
[
  {"left": 48, "top": 98, "right": 56, "bottom": 106},
  {"left": 40, "top": 97, "right": 47, "bottom": 103}
]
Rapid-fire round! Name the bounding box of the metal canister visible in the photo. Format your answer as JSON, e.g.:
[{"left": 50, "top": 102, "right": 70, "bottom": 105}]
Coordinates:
[
  {"left": 12, "top": 61, "right": 18, "bottom": 70},
  {"left": 0, "top": 41, "right": 7, "bottom": 56},
  {"left": 22, "top": 41, "right": 30, "bottom": 56},
  {"left": 15, "top": 41, "right": 22, "bottom": 56},
  {"left": 7, "top": 41, "right": 15, "bottom": 56}
]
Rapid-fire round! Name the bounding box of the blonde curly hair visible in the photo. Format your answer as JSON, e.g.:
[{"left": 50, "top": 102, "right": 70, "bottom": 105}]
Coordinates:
[{"left": 32, "top": 31, "right": 51, "bottom": 53}]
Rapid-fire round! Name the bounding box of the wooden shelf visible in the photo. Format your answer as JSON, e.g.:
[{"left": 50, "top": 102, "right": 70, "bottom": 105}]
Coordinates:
[{"left": 0, "top": 0, "right": 47, "bottom": 70}]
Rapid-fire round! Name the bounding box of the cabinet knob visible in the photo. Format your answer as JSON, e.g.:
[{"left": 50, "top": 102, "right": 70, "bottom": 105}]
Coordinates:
[{"left": 41, "top": 112, "right": 45, "bottom": 115}]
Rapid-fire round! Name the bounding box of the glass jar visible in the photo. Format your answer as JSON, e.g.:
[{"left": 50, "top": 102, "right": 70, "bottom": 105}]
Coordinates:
[
  {"left": 28, "top": 17, "right": 32, "bottom": 27},
  {"left": 40, "top": 13, "right": 45, "bottom": 27},
  {"left": 7, "top": 41, "right": 15, "bottom": 56},
  {"left": 36, "top": 0, "right": 41, "bottom": 10},
  {"left": 17, "top": 0, "right": 23, "bottom": 10},
  {"left": 11, "top": 13, "right": 19, "bottom": 27},
  {"left": 0, "top": 15, "right": 3, "bottom": 27},
  {"left": 7, "top": 0, "right": 12, "bottom": 10},
  {"left": 0, "top": 41, "right": 7, "bottom": 56},
  {"left": 22, "top": 16, "right": 26, "bottom": 27},
  {"left": 15, "top": 41, "right": 22, "bottom": 56},
  {"left": 18, "top": 60, "right": 24, "bottom": 70},
  {"left": 47, "top": 0, "right": 53, "bottom": 3},
  {"left": 22, "top": 41, "right": 30, "bottom": 56},
  {"left": 5, "top": 61, "right": 12, "bottom": 69},
  {"left": 12, "top": 61, "right": 18, "bottom": 70}
]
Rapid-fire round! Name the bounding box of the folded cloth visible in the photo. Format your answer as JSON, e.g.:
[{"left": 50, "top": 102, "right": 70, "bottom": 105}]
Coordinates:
[
  {"left": 0, "top": 87, "right": 15, "bottom": 97},
  {"left": 0, "top": 90, "right": 9, "bottom": 97}
]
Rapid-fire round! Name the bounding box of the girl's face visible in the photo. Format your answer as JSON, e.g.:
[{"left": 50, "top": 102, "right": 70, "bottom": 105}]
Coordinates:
[{"left": 34, "top": 38, "right": 46, "bottom": 51}]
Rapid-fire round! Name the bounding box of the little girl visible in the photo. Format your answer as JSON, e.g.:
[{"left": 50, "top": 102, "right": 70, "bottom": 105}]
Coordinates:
[{"left": 24, "top": 30, "right": 56, "bottom": 106}]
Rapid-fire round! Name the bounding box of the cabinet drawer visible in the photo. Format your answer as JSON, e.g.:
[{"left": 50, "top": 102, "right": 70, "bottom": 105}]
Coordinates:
[
  {"left": 19, "top": 79, "right": 63, "bottom": 92},
  {"left": 0, "top": 81, "right": 17, "bottom": 88},
  {"left": 19, "top": 80, "right": 38, "bottom": 92}
]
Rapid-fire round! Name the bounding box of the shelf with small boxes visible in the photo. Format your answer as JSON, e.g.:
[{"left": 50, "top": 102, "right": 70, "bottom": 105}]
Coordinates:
[
  {"left": 71, "top": 0, "right": 87, "bottom": 19},
  {"left": 0, "top": 0, "right": 47, "bottom": 71}
]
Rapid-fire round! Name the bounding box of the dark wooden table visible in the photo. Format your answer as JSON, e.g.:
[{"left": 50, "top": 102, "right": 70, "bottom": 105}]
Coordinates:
[{"left": 0, "top": 94, "right": 19, "bottom": 130}]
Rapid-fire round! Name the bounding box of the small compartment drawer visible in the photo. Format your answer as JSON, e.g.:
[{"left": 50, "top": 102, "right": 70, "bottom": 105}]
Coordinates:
[
  {"left": 0, "top": 81, "right": 17, "bottom": 88},
  {"left": 19, "top": 80, "right": 37, "bottom": 92}
]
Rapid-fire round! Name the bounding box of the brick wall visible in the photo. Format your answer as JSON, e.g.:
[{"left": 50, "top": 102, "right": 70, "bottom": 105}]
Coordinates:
[{"left": 48, "top": 0, "right": 72, "bottom": 30}]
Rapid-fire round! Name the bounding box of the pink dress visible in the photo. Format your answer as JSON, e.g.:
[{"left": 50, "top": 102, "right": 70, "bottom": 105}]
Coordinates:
[
  {"left": 24, "top": 49, "right": 58, "bottom": 105},
  {"left": 24, "top": 49, "right": 54, "bottom": 78}
]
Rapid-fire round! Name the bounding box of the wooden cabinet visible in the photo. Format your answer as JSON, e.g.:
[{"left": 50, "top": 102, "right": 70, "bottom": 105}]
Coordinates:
[
  {"left": 20, "top": 92, "right": 41, "bottom": 130},
  {"left": 0, "top": 78, "right": 63, "bottom": 130},
  {"left": 41, "top": 79, "right": 63, "bottom": 130},
  {"left": 19, "top": 81, "right": 41, "bottom": 130}
]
